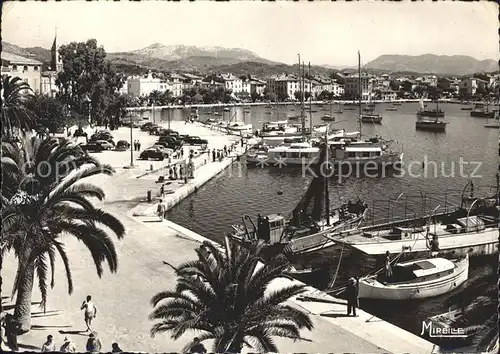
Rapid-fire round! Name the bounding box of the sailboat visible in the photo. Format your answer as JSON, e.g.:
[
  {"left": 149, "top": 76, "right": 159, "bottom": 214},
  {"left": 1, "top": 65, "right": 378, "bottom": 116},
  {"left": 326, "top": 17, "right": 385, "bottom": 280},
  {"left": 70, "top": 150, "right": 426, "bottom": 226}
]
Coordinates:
[
  {"left": 471, "top": 102, "right": 495, "bottom": 118},
  {"left": 417, "top": 97, "right": 445, "bottom": 117},
  {"left": 333, "top": 102, "right": 344, "bottom": 114},
  {"left": 230, "top": 129, "right": 368, "bottom": 256},
  {"left": 359, "top": 73, "right": 383, "bottom": 123},
  {"left": 484, "top": 110, "right": 500, "bottom": 128},
  {"left": 322, "top": 101, "right": 336, "bottom": 121}
]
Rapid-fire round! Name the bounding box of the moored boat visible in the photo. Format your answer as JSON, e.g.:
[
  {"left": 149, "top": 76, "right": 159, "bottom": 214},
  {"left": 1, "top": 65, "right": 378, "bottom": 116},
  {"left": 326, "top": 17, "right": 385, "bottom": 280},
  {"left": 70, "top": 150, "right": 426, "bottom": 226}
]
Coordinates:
[
  {"left": 416, "top": 117, "right": 448, "bottom": 131},
  {"left": 358, "top": 255, "right": 469, "bottom": 300},
  {"left": 470, "top": 103, "right": 494, "bottom": 118},
  {"left": 386, "top": 107, "right": 397, "bottom": 111},
  {"left": 417, "top": 99, "right": 445, "bottom": 117}
]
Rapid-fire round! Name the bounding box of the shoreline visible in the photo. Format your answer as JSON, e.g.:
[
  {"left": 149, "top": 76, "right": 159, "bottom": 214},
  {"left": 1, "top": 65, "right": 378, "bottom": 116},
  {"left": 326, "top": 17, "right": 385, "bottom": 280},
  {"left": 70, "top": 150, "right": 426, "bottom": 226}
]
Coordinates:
[{"left": 124, "top": 98, "right": 482, "bottom": 111}]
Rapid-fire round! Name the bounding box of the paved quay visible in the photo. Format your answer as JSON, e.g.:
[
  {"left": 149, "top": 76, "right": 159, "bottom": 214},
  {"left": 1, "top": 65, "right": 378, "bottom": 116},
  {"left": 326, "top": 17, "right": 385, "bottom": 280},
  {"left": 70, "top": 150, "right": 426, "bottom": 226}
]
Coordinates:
[{"left": 2, "top": 121, "right": 438, "bottom": 353}]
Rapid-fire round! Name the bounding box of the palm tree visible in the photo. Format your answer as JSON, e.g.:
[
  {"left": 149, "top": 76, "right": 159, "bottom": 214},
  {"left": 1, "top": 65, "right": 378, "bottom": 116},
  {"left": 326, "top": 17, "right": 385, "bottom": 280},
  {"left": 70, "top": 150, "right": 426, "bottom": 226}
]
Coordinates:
[
  {"left": 1, "top": 76, "right": 36, "bottom": 138},
  {"left": 149, "top": 241, "right": 313, "bottom": 353},
  {"left": 1, "top": 136, "right": 125, "bottom": 333}
]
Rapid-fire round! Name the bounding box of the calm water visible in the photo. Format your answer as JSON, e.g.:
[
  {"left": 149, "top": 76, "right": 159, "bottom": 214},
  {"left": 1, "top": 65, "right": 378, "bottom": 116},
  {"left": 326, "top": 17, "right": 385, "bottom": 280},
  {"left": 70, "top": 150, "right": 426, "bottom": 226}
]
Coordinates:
[{"left": 159, "top": 103, "right": 498, "bottom": 345}]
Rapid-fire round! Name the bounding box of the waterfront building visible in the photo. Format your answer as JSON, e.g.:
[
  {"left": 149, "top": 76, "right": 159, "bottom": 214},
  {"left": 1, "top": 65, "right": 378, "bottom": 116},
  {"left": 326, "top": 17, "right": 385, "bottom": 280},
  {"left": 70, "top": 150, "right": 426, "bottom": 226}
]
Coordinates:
[
  {"left": 378, "top": 88, "right": 397, "bottom": 101},
  {"left": 459, "top": 77, "right": 489, "bottom": 96},
  {"left": 249, "top": 77, "right": 266, "bottom": 95},
  {"left": 1, "top": 51, "right": 42, "bottom": 93},
  {"left": 168, "top": 73, "right": 184, "bottom": 97},
  {"left": 267, "top": 74, "right": 311, "bottom": 101},
  {"left": 221, "top": 73, "right": 243, "bottom": 93},
  {"left": 344, "top": 73, "right": 370, "bottom": 100},
  {"left": 127, "top": 72, "right": 170, "bottom": 97}
]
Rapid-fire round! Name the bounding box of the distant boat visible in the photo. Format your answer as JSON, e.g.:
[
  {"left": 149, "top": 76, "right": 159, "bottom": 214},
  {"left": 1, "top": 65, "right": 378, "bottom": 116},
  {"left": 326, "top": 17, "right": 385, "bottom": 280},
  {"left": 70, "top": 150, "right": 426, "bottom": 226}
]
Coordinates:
[
  {"left": 386, "top": 107, "right": 397, "bottom": 111},
  {"left": 484, "top": 110, "right": 500, "bottom": 128},
  {"left": 393, "top": 102, "right": 402, "bottom": 106},
  {"left": 461, "top": 107, "right": 473, "bottom": 111},
  {"left": 417, "top": 98, "right": 445, "bottom": 117},
  {"left": 224, "top": 107, "right": 230, "bottom": 112},
  {"left": 358, "top": 255, "right": 469, "bottom": 300},
  {"left": 321, "top": 115, "right": 335, "bottom": 121},
  {"left": 416, "top": 118, "right": 448, "bottom": 131},
  {"left": 471, "top": 102, "right": 494, "bottom": 118}
]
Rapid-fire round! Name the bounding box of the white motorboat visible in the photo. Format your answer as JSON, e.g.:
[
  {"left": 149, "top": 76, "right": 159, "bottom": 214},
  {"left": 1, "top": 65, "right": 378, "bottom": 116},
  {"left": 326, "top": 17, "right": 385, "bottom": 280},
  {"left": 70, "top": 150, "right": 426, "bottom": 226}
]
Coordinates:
[
  {"left": 358, "top": 254, "right": 469, "bottom": 300},
  {"left": 338, "top": 215, "right": 498, "bottom": 258},
  {"left": 225, "top": 122, "right": 253, "bottom": 136}
]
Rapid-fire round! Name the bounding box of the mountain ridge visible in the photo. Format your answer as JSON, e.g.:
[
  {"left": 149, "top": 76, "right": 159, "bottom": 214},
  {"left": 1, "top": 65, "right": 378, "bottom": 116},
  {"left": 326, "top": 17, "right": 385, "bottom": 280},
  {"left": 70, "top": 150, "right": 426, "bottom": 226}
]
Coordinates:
[{"left": 2, "top": 41, "right": 497, "bottom": 76}]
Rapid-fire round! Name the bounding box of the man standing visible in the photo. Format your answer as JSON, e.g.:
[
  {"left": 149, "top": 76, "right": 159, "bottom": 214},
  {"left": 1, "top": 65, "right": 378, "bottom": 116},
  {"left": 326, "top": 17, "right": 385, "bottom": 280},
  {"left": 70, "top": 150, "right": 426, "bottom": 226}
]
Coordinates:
[
  {"left": 80, "top": 295, "right": 97, "bottom": 332},
  {"left": 384, "top": 251, "right": 393, "bottom": 279},
  {"left": 345, "top": 277, "right": 359, "bottom": 317}
]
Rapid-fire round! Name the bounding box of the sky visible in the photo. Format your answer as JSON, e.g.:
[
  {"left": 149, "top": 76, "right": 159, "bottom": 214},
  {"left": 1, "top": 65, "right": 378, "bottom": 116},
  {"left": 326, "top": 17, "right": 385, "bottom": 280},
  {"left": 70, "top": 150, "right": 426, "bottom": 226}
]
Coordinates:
[{"left": 2, "top": 1, "right": 498, "bottom": 66}]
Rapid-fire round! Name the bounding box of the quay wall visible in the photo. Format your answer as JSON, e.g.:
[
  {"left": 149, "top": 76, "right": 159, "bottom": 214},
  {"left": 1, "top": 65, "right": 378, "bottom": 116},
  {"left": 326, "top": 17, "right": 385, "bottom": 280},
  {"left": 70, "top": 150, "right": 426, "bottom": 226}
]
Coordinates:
[{"left": 126, "top": 129, "right": 438, "bottom": 354}]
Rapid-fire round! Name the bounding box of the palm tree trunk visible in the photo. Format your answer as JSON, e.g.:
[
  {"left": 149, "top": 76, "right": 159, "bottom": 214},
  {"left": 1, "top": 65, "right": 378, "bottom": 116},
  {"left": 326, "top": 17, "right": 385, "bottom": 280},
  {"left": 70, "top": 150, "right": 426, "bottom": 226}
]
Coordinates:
[{"left": 13, "top": 261, "right": 35, "bottom": 333}]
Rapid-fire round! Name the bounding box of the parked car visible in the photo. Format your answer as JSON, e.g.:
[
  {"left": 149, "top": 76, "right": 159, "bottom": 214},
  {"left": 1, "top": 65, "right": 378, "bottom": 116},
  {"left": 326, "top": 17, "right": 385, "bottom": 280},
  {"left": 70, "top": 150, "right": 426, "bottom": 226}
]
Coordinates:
[
  {"left": 94, "top": 140, "right": 114, "bottom": 150},
  {"left": 159, "top": 129, "right": 179, "bottom": 137},
  {"left": 73, "top": 128, "right": 88, "bottom": 137},
  {"left": 184, "top": 136, "right": 208, "bottom": 146},
  {"left": 139, "top": 147, "right": 165, "bottom": 161},
  {"left": 81, "top": 142, "right": 104, "bottom": 152},
  {"left": 156, "top": 137, "right": 183, "bottom": 149},
  {"left": 149, "top": 125, "right": 162, "bottom": 135},
  {"left": 152, "top": 145, "right": 174, "bottom": 157},
  {"left": 141, "top": 122, "right": 154, "bottom": 131},
  {"left": 115, "top": 140, "right": 131, "bottom": 151}
]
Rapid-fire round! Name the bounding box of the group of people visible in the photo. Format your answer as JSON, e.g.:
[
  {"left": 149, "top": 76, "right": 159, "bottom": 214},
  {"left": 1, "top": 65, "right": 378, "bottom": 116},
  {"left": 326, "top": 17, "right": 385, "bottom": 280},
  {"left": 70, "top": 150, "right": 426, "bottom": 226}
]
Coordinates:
[
  {"left": 133, "top": 140, "right": 142, "bottom": 151},
  {"left": 210, "top": 144, "right": 235, "bottom": 163},
  {"left": 38, "top": 333, "right": 122, "bottom": 353},
  {"left": 1, "top": 294, "right": 122, "bottom": 352}
]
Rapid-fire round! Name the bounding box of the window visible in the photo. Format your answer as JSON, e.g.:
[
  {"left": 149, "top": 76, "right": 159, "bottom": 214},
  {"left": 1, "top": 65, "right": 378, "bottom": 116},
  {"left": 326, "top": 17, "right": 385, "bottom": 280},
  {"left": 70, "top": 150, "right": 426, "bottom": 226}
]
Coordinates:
[
  {"left": 291, "top": 152, "right": 299, "bottom": 158},
  {"left": 12, "top": 65, "right": 17, "bottom": 70},
  {"left": 362, "top": 152, "right": 370, "bottom": 158},
  {"left": 348, "top": 152, "right": 356, "bottom": 158},
  {"left": 34, "top": 66, "right": 39, "bottom": 71},
  {"left": 23, "top": 65, "right": 28, "bottom": 71}
]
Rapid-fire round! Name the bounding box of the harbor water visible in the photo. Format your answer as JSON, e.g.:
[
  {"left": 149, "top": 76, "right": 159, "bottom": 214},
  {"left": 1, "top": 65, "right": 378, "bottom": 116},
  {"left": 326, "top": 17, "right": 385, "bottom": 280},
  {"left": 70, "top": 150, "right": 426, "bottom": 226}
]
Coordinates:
[{"left": 161, "top": 102, "right": 498, "bottom": 346}]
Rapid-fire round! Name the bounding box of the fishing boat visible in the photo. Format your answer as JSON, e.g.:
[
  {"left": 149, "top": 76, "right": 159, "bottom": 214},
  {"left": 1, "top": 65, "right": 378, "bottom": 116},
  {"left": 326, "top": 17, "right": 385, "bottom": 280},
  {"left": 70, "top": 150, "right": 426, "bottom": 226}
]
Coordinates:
[
  {"left": 359, "top": 71, "right": 383, "bottom": 123},
  {"left": 416, "top": 117, "right": 448, "bottom": 131},
  {"left": 288, "top": 115, "right": 300, "bottom": 121},
  {"left": 470, "top": 103, "right": 494, "bottom": 118},
  {"left": 393, "top": 102, "right": 402, "bottom": 106},
  {"left": 322, "top": 115, "right": 335, "bottom": 121},
  {"left": 461, "top": 107, "right": 473, "bottom": 111},
  {"left": 225, "top": 122, "right": 253, "bottom": 136},
  {"left": 386, "top": 107, "right": 397, "bottom": 111},
  {"left": 333, "top": 102, "right": 344, "bottom": 114},
  {"left": 417, "top": 98, "right": 445, "bottom": 117},
  {"left": 358, "top": 255, "right": 469, "bottom": 300},
  {"left": 231, "top": 138, "right": 368, "bottom": 256},
  {"left": 337, "top": 214, "right": 498, "bottom": 259}
]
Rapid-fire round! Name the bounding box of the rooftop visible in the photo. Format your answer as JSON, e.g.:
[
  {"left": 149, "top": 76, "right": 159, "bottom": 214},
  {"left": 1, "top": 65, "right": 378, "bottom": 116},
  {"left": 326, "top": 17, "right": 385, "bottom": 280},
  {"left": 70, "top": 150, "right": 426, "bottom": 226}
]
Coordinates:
[{"left": 1, "top": 51, "right": 42, "bottom": 66}]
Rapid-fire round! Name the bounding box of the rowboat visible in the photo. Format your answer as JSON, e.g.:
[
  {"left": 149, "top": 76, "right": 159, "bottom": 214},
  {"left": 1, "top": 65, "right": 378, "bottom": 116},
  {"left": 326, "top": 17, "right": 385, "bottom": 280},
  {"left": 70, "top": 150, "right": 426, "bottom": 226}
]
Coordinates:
[{"left": 358, "top": 254, "right": 469, "bottom": 300}]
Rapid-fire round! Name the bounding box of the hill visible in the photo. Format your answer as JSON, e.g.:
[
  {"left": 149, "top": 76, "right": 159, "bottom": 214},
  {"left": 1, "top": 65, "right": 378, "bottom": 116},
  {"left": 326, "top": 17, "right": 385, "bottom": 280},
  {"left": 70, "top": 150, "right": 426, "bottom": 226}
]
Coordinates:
[{"left": 365, "top": 54, "right": 498, "bottom": 76}]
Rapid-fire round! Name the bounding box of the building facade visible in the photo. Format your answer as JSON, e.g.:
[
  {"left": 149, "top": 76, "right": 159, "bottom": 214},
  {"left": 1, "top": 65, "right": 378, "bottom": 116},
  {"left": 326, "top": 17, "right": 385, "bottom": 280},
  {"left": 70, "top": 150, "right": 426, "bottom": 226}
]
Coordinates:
[
  {"left": 1, "top": 52, "right": 42, "bottom": 93},
  {"left": 344, "top": 74, "right": 370, "bottom": 100},
  {"left": 127, "top": 73, "right": 170, "bottom": 97}
]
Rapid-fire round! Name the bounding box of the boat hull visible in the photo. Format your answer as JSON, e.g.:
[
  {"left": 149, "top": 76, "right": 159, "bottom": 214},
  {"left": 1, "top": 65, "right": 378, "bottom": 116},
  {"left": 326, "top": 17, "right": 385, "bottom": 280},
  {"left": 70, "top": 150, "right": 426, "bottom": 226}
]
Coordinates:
[
  {"left": 340, "top": 227, "right": 498, "bottom": 258},
  {"left": 470, "top": 111, "right": 494, "bottom": 118},
  {"left": 358, "top": 257, "right": 469, "bottom": 300},
  {"left": 415, "top": 121, "right": 447, "bottom": 131},
  {"left": 417, "top": 111, "right": 445, "bottom": 118},
  {"left": 360, "top": 115, "right": 383, "bottom": 123}
]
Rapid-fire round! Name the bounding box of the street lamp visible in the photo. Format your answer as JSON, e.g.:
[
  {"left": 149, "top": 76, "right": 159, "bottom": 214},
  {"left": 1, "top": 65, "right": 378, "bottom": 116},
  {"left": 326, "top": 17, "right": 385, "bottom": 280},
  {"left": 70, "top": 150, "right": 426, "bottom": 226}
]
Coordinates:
[
  {"left": 128, "top": 110, "right": 134, "bottom": 167},
  {"left": 83, "top": 95, "right": 92, "bottom": 126}
]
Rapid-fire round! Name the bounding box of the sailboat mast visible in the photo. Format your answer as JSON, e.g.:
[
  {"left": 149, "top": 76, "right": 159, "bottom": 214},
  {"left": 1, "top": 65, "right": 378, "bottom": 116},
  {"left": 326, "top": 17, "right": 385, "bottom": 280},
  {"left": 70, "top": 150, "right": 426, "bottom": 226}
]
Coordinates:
[
  {"left": 302, "top": 63, "right": 306, "bottom": 140},
  {"left": 309, "top": 62, "right": 312, "bottom": 134},
  {"left": 358, "top": 51, "right": 362, "bottom": 137},
  {"left": 325, "top": 124, "right": 330, "bottom": 225}
]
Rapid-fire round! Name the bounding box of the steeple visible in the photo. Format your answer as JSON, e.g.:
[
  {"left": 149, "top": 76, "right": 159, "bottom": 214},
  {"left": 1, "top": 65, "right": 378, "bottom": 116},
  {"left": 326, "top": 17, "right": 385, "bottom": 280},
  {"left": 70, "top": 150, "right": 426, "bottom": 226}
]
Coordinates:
[{"left": 50, "top": 26, "right": 62, "bottom": 72}]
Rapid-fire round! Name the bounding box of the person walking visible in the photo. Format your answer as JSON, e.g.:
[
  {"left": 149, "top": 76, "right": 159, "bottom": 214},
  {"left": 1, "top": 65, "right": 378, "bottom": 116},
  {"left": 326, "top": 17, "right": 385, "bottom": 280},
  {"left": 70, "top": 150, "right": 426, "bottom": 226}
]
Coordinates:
[
  {"left": 60, "top": 337, "right": 77, "bottom": 352},
  {"left": 41, "top": 335, "right": 56, "bottom": 352},
  {"left": 212, "top": 149, "right": 216, "bottom": 162},
  {"left": 157, "top": 199, "right": 165, "bottom": 222},
  {"left": 85, "top": 332, "right": 102, "bottom": 353},
  {"left": 137, "top": 141, "right": 141, "bottom": 151},
  {"left": 345, "top": 276, "right": 359, "bottom": 317},
  {"left": 80, "top": 295, "right": 98, "bottom": 332}
]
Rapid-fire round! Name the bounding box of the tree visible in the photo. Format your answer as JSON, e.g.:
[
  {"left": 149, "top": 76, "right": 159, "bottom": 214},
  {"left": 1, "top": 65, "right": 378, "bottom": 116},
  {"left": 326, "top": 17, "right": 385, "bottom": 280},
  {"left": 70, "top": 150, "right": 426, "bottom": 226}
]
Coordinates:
[
  {"left": 1, "top": 136, "right": 125, "bottom": 333},
  {"left": 1, "top": 76, "right": 36, "bottom": 138},
  {"left": 250, "top": 91, "right": 261, "bottom": 103},
  {"left": 56, "top": 39, "right": 124, "bottom": 126},
  {"left": 28, "top": 93, "right": 70, "bottom": 136},
  {"left": 149, "top": 241, "right": 313, "bottom": 353}
]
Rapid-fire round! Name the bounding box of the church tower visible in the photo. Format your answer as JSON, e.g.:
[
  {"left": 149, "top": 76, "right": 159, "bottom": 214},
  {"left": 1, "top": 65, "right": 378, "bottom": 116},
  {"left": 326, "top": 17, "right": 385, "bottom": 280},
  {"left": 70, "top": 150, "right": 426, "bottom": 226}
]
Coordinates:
[{"left": 50, "top": 29, "right": 62, "bottom": 73}]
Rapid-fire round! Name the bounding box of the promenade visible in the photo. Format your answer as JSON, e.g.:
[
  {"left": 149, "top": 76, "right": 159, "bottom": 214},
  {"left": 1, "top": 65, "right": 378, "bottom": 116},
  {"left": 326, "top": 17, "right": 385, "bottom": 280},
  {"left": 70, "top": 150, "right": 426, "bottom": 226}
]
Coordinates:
[{"left": 2, "top": 121, "right": 438, "bottom": 353}]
